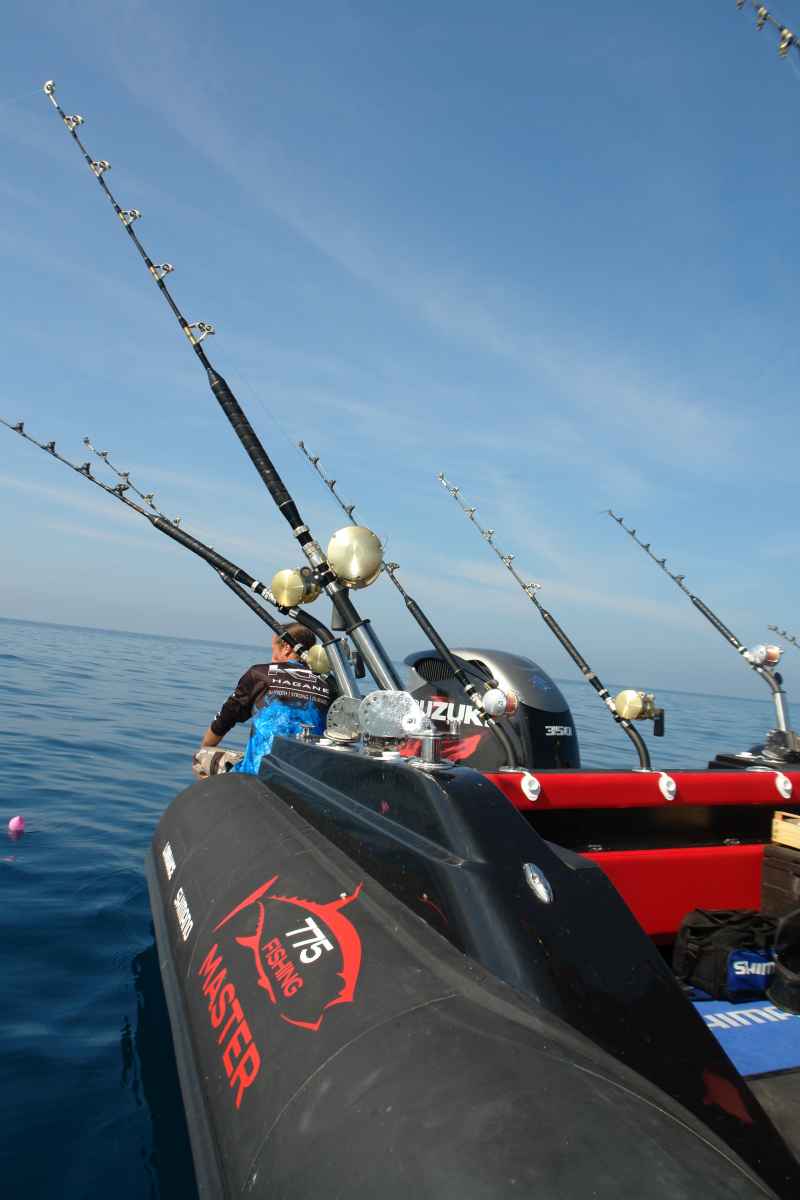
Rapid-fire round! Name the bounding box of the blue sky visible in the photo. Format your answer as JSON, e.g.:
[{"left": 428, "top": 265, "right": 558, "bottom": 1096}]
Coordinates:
[{"left": 2, "top": 1, "right": 800, "bottom": 701}]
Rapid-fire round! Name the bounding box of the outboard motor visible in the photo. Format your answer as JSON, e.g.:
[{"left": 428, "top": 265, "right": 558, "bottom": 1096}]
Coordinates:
[{"left": 405, "top": 647, "right": 579, "bottom": 770}]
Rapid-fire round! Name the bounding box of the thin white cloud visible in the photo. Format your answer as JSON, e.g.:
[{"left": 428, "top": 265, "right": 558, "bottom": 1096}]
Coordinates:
[
  {"left": 54, "top": 1, "right": 745, "bottom": 483},
  {"left": 423, "top": 554, "right": 698, "bottom": 628},
  {"left": 0, "top": 471, "right": 135, "bottom": 523},
  {"left": 43, "top": 519, "right": 157, "bottom": 550}
]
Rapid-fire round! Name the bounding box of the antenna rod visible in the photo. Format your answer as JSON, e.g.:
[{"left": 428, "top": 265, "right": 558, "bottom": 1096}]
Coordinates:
[
  {"left": 42, "top": 81, "right": 400, "bottom": 692},
  {"left": 607, "top": 511, "right": 790, "bottom": 731},
  {"left": 298, "top": 442, "right": 520, "bottom": 765},
  {"left": 438, "top": 475, "right": 653, "bottom": 770},
  {"left": 1, "top": 418, "right": 357, "bottom": 698}
]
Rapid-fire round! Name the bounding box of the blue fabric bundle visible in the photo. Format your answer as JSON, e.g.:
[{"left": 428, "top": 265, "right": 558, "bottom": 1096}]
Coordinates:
[{"left": 234, "top": 699, "right": 326, "bottom": 775}]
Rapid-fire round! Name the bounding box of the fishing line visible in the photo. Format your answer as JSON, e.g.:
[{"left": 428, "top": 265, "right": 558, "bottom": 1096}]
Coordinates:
[{"left": 41, "top": 80, "right": 400, "bottom": 692}]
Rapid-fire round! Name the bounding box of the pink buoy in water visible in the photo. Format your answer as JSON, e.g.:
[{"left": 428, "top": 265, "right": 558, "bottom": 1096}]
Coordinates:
[{"left": 8, "top": 816, "right": 25, "bottom": 836}]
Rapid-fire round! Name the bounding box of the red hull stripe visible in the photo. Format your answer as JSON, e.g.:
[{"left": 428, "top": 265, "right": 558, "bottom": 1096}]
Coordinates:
[{"left": 484, "top": 769, "right": 800, "bottom": 811}]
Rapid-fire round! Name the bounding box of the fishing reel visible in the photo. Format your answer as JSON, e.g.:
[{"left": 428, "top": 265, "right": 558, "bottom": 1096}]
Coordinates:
[
  {"left": 482, "top": 687, "right": 519, "bottom": 718},
  {"left": 613, "top": 689, "right": 665, "bottom": 737},
  {"left": 271, "top": 566, "right": 321, "bottom": 607},
  {"left": 745, "top": 644, "right": 782, "bottom": 668},
  {"left": 327, "top": 526, "right": 383, "bottom": 589},
  {"left": 271, "top": 525, "right": 383, "bottom": 604},
  {"left": 324, "top": 691, "right": 433, "bottom": 753},
  {"left": 302, "top": 644, "right": 331, "bottom": 676}
]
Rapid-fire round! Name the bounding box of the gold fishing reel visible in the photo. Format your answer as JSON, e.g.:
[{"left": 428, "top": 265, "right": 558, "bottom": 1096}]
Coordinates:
[
  {"left": 270, "top": 566, "right": 321, "bottom": 607},
  {"left": 613, "top": 689, "right": 665, "bottom": 736},
  {"left": 326, "top": 525, "right": 383, "bottom": 589},
  {"left": 303, "top": 643, "right": 331, "bottom": 676},
  {"left": 613, "top": 689, "right": 656, "bottom": 721}
]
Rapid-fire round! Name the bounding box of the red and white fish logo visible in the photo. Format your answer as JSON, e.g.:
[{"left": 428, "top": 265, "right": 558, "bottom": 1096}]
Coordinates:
[{"left": 214, "top": 876, "right": 363, "bottom": 1031}]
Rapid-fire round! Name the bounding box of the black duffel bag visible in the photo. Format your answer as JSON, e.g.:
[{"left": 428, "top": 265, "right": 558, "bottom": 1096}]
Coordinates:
[
  {"left": 768, "top": 907, "right": 800, "bottom": 1014},
  {"left": 673, "top": 909, "right": 777, "bottom": 1002}
]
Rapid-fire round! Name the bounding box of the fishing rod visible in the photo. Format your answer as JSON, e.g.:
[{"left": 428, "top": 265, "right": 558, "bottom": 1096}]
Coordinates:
[
  {"left": 79, "top": 435, "right": 346, "bottom": 681},
  {"left": 215, "top": 570, "right": 342, "bottom": 674},
  {"left": 769, "top": 625, "right": 800, "bottom": 651},
  {"left": 735, "top": 1, "right": 800, "bottom": 60},
  {"left": 438, "top": 475, "right": 662, "bottom": 772},
  {"left": 42, "top": 81, "right": 400, "bottom": 693},
  {"left": 1, "top": 417, "right": 357, "bottom": 697},
  {"left": 297, "top": 442, "right": 520, "bottom": 763},
  {"left": 606, "top": 510, "right": 791, "bottom": 734},
  {"left": 82, "top": 437, "right": 182, "bottom": 525}
]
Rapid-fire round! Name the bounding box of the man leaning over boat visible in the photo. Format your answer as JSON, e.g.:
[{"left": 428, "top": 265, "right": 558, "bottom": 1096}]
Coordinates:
[{"left": 193, "top": 623, "right": 332, "bottom": 778}]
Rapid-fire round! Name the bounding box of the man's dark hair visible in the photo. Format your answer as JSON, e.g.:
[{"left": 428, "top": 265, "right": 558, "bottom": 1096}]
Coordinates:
[{"left": 284, "top": 622, "right": 316, "bottom": 654}]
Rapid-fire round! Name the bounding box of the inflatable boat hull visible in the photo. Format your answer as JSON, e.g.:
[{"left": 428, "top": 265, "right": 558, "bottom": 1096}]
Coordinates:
[{"left": 146, "top": 754, "right": 800, "bottom": 1197}]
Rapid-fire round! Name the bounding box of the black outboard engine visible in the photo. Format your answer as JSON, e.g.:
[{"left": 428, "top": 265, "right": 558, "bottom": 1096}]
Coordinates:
[{"left": 405, "top": 647, "right": 580, "bottom": 770}]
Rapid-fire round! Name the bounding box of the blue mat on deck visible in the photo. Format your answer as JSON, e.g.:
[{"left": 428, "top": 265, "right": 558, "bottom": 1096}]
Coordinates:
[{"left": 694, "top": 999, "right": 800, "bottom": 1078}]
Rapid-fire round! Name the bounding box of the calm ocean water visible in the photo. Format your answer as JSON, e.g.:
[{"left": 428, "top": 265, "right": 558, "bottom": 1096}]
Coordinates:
[{"left": 0, "top": 616, "right": 780, "bottom": 1198}]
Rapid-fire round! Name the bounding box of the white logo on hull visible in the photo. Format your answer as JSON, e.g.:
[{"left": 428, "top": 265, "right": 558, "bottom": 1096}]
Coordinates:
[
  {"left": 162, "top": 841, "right": 177, "bottom": 880},
  {"left": 173, "top": 886, "right": 193, "bottom": 942}
]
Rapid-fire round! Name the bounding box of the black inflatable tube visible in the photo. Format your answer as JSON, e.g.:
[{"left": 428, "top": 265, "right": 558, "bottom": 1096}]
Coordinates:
[
  {"left": 256, "top": 739, "right": 797, "bottom": 1190},
  {"left": 147, "top": 771, "right": 793, "bottom": 1198}
]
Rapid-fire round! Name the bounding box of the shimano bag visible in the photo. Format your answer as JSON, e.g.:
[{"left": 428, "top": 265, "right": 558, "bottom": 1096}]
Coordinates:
[{"left": 673, "top": 909, "right": 777, "bottom": 1001}]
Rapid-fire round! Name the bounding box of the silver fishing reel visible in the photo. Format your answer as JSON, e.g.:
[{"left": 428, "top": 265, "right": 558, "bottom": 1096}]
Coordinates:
[
  {"left": 482, "top": 687, "right": 518, "bottom": 717},
  {"left": 324, "top": 696, "right": 362, "bottom": 743},
  {"left": 358, "top": 691, "right": 432, "bottom": 741},
  {"left": 745, "top": 644, "right": 782, "bottom": 667}
]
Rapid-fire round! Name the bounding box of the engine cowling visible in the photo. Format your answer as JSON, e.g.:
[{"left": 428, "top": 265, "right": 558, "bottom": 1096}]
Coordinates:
[{"left": 404, "top": 647, "right": 580, "bottom": 770}]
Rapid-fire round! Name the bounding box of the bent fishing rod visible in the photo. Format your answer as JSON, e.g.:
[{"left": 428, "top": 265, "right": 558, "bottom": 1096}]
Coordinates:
[
  {"left": 298, "top": 442, "right": 520, "bottom": 763},
  {"left": 438, "top": 475, "right": 661, "bottom": 771},
  {"left": 43, "top": 80, "right": 400, "bottom": 692},
  {"left": 1, "top": 418, "right": 356, "bottom": 697},
  {"left": 607, "top": 511, "right": 791, "bottom": 733}
]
